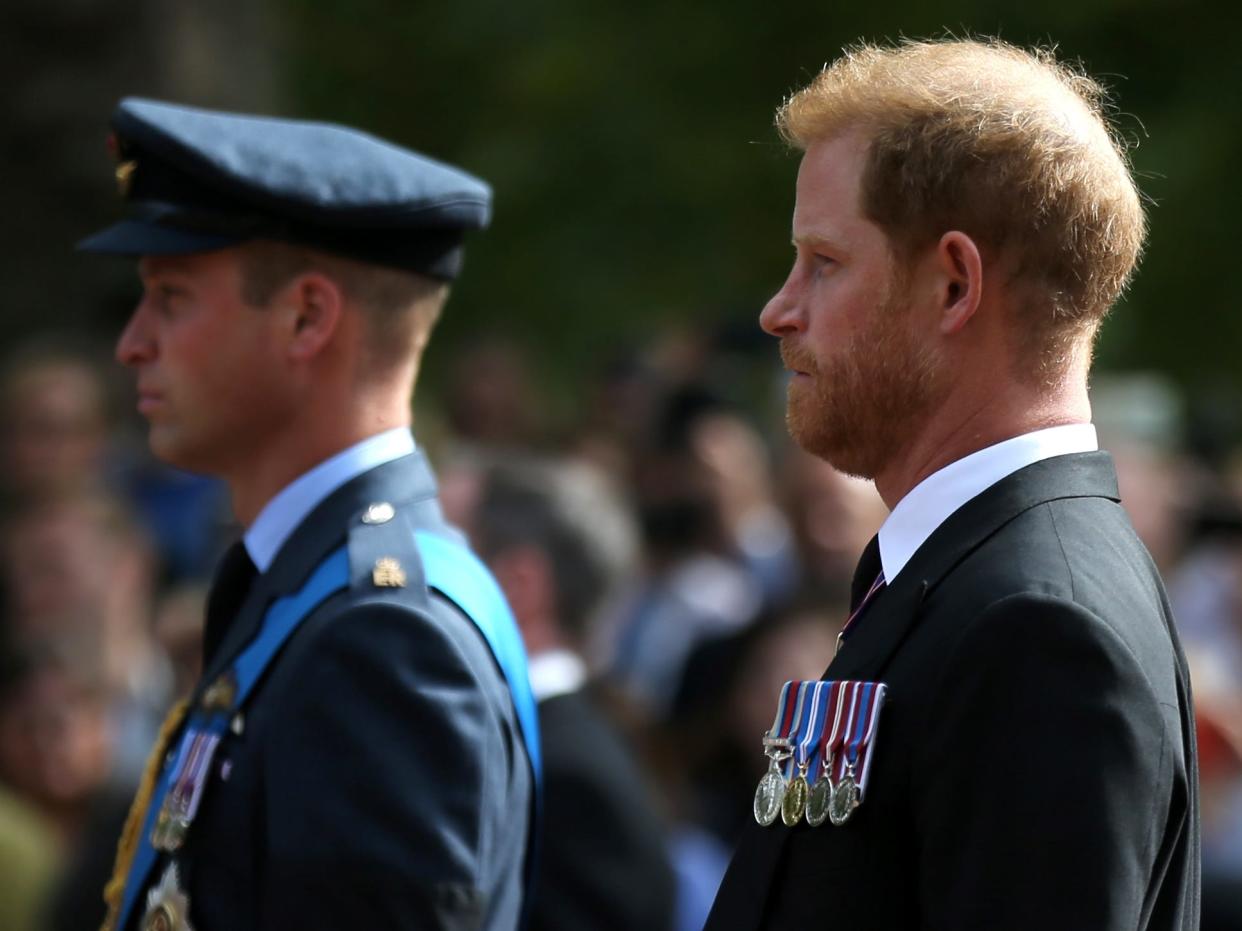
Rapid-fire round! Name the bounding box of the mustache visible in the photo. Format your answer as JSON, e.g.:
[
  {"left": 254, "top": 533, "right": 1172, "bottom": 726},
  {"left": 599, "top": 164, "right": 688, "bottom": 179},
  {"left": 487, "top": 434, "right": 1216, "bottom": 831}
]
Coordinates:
[{"left": 779, "top": 340, "right": 817, "bottom": 375}]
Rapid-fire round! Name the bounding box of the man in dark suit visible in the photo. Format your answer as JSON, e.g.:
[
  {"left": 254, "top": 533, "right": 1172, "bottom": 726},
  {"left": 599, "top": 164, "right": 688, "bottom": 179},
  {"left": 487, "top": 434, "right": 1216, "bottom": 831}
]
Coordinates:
[
  {"left": 706, "top": 39, "right": 1199, "bottom": 930},
  {"left": 80, "top": 99, "right": 537, "bottom": 931},
  {"left": 472, "top": 458, "right": 676, "bottom": 931}
]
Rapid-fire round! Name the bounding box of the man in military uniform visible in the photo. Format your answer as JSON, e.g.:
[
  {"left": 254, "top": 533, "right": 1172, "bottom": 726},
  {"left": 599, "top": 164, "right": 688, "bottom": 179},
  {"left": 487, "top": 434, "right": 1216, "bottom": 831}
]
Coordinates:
[
  {"left": 705, "top": 39, "right": 1199, "bottom": 930},
  {"left": 80, "top": 99, "right": 537, "bottom": 931}
]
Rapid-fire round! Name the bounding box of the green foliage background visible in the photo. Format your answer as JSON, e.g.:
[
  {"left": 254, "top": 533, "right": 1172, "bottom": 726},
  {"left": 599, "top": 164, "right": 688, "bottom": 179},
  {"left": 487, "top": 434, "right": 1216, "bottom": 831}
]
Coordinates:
[
  {"left": 4, "top": 1, "right": 1237, "bottom": 435},
  {"left": 277, "top": 1, "right": 1242, "bottom": 404}
]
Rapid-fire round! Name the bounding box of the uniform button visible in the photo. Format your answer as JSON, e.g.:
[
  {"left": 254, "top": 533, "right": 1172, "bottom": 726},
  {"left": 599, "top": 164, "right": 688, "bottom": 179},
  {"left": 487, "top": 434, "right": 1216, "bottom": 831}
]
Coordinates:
[{"left": 362, "top": 502, "right": 395, "bottom": 524}]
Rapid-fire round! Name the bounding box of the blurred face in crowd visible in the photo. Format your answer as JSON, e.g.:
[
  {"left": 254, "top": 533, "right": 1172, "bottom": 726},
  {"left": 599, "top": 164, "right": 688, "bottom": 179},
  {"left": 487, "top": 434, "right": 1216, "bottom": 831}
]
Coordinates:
[
  {"left": 2, "top": 497, "right": 155, "bottom": 658},
  {"left": 0, "top": 665, "right": 113, "bottom": 811},
  {"left": 3, "top": 504, "right": 111, "bottom": 627},
  {"left": 760, "top": 131, "right": 948, "bottom": 479},
  {"left": 115, "top": 249, "right": 292, "bottom": 476},
  {"left": 2, "top": 360, "right": 107, "bottom": 498}
]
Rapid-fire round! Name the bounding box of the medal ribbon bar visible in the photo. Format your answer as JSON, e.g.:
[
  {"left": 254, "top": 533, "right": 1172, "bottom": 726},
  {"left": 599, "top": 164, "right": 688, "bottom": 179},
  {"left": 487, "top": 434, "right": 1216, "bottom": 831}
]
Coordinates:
[{"left": 827, "top": 681, "right": 887, "bottom": 802}]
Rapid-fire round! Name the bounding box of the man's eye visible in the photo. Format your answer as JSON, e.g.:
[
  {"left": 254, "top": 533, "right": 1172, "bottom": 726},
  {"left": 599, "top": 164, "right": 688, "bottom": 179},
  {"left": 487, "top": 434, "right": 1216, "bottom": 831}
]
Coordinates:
[
  {"left": 147, "top": 285, "right": 185, "bottom": 314},
  {"left": 159, "top": 285, "right": 192, "bottom": 306},
  {"left": 809, "top": 254, "right": 836, "bottom": 275}
]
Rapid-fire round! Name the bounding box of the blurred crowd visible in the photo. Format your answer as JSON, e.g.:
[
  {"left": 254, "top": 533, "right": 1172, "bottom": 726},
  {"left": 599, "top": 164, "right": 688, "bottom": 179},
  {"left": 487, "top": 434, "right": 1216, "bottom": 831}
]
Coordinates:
[{"left": 1, "top": 324, "right": 1241, "bottom": 930}]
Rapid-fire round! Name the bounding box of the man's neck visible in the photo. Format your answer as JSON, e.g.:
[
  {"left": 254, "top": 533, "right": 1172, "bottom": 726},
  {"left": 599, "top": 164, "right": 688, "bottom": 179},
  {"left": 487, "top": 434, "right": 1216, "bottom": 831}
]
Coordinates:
[
  {"left": 226, "top": 399, "right": 411, "bottom": 526},
  {"left": 874, "top": 378, "right": 1092, "bottom": 509}
]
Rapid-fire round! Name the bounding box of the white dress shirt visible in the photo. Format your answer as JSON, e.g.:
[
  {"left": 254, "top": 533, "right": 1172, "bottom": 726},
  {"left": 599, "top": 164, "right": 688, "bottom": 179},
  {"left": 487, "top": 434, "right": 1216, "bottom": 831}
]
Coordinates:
[
  {"left": 526, "top": 648, "right": 589, "bottom": 703},
  {"left": 244, "top": 427, "right": 416, "bottom": 572},
  {"left": 877, "top": 424, "right": 1099, "bottom": 583}
]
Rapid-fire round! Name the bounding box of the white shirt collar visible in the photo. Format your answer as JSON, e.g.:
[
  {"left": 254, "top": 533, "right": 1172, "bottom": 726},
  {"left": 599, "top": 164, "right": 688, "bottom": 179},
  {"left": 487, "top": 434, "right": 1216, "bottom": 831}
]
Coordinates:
[
  {"left": 527, "top": 649, "right": 588, "bottom": 703},
  {"left": 877, "top": 423, "right": 1098, "bottom": 582},
  {"left": 244, "top": 427, "right": 416, "bottom": 572}
]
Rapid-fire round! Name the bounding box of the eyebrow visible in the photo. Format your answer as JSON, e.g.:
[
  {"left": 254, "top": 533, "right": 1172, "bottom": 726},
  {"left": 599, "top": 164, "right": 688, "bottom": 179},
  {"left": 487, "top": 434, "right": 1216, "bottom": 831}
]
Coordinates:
[
  {"left": 138, "top": 257, "right": 191, "bottom": 281},
  {"left": 792, "top": 233, "right": 846, "bottom": 253}
]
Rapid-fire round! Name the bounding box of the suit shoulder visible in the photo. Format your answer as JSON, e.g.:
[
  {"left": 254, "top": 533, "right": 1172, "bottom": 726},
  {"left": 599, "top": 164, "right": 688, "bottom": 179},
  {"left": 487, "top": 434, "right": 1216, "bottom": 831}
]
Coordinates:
[
  {"left": 945, "top": 496, "right": 1166, "bottom": 627},
  {"left": 920, "top": 495, "right": 1181, "bottom": 702}
]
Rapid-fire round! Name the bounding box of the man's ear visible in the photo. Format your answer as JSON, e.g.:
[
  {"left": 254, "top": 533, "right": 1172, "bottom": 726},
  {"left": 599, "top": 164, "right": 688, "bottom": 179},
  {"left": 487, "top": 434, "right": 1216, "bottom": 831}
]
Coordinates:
[
  {"left": 278, "top": 272, "right": 345, "bottom": 362},
  {"left": 936, "top": 231, "right": 983, "bottom": 336}
]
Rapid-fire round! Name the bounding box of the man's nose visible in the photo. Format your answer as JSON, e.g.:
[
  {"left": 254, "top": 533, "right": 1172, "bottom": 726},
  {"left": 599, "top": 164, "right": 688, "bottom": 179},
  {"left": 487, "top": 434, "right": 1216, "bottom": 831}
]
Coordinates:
[
  {"left": 115, "top": 304, "right": 154, "bottom": 367},
  {"left": 759, "top": 274, "right": 804, "bottom": 337}
]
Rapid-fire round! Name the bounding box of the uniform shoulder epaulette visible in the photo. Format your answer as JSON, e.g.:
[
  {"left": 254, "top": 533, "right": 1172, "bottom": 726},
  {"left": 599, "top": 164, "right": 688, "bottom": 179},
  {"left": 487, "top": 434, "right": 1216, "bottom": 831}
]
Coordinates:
[{"left": 346, "top": 500, "right": 430, "bottom": 600}]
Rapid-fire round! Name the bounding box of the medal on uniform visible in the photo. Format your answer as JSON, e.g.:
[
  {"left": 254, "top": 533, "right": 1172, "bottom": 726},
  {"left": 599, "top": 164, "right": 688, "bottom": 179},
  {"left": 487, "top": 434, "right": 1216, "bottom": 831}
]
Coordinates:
[
  {"left": 782, "top": 680, "right": 832, "bottom": 826},
  {"left": 782, "top": 760, "right": 810, "bottom": 826},
  {"left": 806, "top": 756, "right": 834, "bottom": 827},
  {"left": 829, "top": 762, "right": 860, "bottom": 826},
  {"left": 152, "top": 725, "right": 223, "bottom": 852},
  {"left": 753, "top": 749, "right": 789, "bottom": 827},
  {"left": 824, "top": 680, "right": 888, "bottom": 826},
  {"left": 805, "top": 680, "right": 850, "bottom": 827},
  {"left": 753, "top": 680, "right": 806, "bottom": 826},
  {"left": 141, "top": 862, "right": 194, "bottom": 931}
]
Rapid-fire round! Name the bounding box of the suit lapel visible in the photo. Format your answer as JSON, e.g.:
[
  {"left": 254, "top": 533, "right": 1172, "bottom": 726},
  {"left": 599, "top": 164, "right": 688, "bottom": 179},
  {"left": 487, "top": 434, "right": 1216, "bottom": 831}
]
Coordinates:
[
  {"left": 194, "top": 450, "right": 442, "bottom": 701},
  {"left": 827, "top": 451, "right": 1120, "bottom": 682}
]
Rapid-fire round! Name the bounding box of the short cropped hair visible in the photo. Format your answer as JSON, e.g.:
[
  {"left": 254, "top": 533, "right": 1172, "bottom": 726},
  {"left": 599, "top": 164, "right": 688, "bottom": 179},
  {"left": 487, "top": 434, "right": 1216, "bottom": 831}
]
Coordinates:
[
  {"left": 474, "top": 458, "right": 638, "bottom": 646},
  {"left": 237, "top": 241, "right": 448, "bottom": 372},
  {"left": 779, "top": 39, "right": 1145, "bottom": 360}
]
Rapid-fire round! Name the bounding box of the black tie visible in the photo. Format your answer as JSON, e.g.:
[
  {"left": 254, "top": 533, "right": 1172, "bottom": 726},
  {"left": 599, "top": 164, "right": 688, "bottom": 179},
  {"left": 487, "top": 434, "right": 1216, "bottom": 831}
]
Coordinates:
[
  {"left": 849, "top": 534, "right": 884, "bottom": 614},
  {"left": 203, "top": 540, "right": 258, "bottom": 664},
  {"left": 837, "top": 534, "right": 887, "bottom": 655}
]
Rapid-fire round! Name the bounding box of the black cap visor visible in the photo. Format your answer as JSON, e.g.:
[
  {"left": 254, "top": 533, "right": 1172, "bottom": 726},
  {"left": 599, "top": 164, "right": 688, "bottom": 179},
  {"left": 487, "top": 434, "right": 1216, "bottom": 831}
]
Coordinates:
[{"left": 77, "top": 217, "right": 244, "bottom": 256}]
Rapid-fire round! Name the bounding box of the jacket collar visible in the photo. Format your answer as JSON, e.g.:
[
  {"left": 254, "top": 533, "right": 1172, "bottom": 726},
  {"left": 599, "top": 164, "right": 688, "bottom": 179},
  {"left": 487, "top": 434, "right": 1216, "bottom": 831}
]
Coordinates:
[
  {"left": 826, "top": 450, "right": 1120, "bottom": 681},
  {"left": 196, "top": 450, "right": 441, "bottom": 693}
]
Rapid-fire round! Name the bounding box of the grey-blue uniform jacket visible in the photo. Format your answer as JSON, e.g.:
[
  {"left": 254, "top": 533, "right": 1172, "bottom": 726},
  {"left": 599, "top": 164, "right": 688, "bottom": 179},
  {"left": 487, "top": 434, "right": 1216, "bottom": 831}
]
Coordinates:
[{"left": 129, "top": 451, "right": 532, "bottom": 930}]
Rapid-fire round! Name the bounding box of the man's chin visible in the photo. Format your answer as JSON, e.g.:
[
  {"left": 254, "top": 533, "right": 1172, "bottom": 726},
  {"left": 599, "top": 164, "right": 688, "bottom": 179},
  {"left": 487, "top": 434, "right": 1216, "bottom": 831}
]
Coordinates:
[
  {"left": 786, "top": 412, "right": 877, "bottom": 480},
  {"left": 147, "top": 427, "right": 205, "bottom": 474}
]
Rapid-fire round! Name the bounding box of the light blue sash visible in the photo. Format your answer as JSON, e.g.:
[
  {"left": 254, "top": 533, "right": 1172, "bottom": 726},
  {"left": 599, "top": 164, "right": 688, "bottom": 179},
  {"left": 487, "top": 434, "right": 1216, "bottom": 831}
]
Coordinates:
[{"left": 119, "top": 535, "right": 540, "bottom": 928}]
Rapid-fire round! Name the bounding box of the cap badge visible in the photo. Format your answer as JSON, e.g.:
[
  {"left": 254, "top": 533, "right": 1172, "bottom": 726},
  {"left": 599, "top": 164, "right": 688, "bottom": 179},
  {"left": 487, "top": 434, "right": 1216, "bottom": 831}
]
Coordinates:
[{"left": 115, "top": 159, "right": 137, "bottom": 198}]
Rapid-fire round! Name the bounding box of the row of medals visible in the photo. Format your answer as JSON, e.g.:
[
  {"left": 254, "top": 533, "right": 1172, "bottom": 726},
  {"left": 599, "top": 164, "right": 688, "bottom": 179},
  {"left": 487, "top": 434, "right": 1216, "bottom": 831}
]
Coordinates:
[
  {"left": 753, "top": 741, "right": 859, "bottom": 828},
  {"left": 142, "top": 677, "right": 239, "bottom": 931}
]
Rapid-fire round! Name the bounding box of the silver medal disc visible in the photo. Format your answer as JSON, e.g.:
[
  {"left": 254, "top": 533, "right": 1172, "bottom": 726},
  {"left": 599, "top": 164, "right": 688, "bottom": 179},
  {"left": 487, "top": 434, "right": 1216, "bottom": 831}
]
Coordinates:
[
  {"left": 805, "top": 775, "right": 833, "bottom": 826},
  {"left": 828, "top": 774, "right": 859, "bottom": 826},
  {"left": 753, "top": 768, "right": 786, "bottom": 826}
]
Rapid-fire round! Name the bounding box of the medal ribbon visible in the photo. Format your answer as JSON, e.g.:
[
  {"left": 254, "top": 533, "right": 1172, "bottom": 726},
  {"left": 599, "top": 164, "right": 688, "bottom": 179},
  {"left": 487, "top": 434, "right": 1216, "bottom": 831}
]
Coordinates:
[
  {"left": 794, "top": 681, "right": 829, "bottom": 779},
  {"left": 827, "top": 681, "right": 888, "bottom": 801},
  {"left": 827, "top": 682, "right": 861, "bottom": 781},
  {"left": 164, "top": 723, "right": 225, "bottom": 826},
  {"left": 811, "top": 680, "right": 851, "bottom": 783},
  {"left": 787, "top": 681, "right": 818, "bottom": 779},
  {"left": 852, "top": 682, "right": 887, "bottom": 800},
  {"left": 767, "top": 679, "right": 799, "bottom": 742},
  {"left": 773, "top": 681, "right": 814, "bottom": 779}
]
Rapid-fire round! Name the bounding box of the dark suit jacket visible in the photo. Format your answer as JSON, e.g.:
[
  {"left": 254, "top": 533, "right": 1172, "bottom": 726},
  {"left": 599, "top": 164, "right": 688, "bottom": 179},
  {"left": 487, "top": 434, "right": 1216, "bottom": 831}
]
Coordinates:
[
  {"left": 706, "top": 452, "right": 1199, "bottom": 931},
  {"left": 126, "top": 451, "right": 532, "bottom": 931},
  {"left": 530, "top": 687, "right": 675, "bottom": 931}
]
